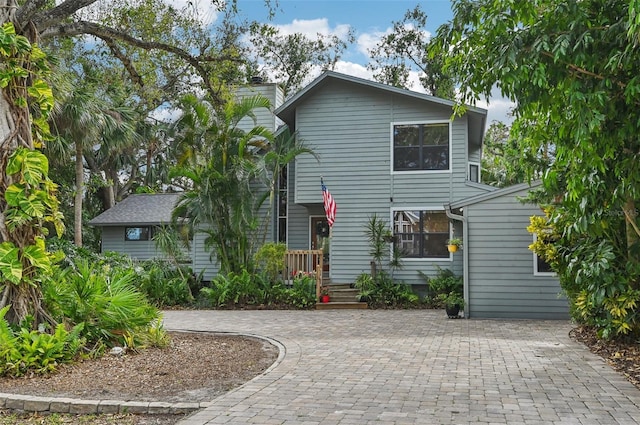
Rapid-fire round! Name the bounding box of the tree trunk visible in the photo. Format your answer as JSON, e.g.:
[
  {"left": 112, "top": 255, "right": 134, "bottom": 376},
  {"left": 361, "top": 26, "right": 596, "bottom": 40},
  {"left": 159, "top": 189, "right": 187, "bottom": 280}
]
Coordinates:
[
  {"left": 0, "top": 0, "right": 16, "bottom": 25},
  {"left": 0, "top": 81, "right": 15, "bottom": 244},
  {"left": 74, "top": 141, "right": 83, "bottom": 246},
  {"left": 0, "top": 3, "right": 57, "bottom": 327}
]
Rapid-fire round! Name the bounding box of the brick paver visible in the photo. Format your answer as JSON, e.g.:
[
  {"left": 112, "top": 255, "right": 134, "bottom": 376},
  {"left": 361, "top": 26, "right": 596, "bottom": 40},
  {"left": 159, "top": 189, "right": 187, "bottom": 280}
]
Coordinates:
[{"left": 162, "top": 310, "right": 640, "bottom": 425}]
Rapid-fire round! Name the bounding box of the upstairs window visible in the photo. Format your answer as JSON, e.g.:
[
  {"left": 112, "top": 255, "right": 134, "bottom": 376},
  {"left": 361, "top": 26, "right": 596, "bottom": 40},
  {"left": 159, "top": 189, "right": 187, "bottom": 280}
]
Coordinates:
[
  {"left": 393, "top": 210, "right": 450, "bottom": 258},
  {"left": 393, "top": 123, "right": 450, "bottom": 171},
  {"left": 469, "top": 162, "right": 480, "bottom": 182},
  {"left": 277, "top": 166, "right": 288, "bottom": 243}
]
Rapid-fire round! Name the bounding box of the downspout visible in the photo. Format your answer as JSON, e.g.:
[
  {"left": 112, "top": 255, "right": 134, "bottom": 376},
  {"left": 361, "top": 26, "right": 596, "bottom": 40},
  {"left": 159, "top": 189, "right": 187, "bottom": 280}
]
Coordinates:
[{"left": 445, "top": 203, "right": 469, "bottom": 319}]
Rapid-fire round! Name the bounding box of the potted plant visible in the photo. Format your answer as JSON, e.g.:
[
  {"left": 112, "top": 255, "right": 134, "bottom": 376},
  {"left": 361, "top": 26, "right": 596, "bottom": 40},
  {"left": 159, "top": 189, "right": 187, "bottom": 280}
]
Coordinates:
[
  {"left": 441, "top": 292, "right": 465, "bottom": 318},
  {"left": 319, "top": 285, "right": 330, "bottom": 303},
  {"left": 446, "top": 238, "right": 462, "bottom": 253}
]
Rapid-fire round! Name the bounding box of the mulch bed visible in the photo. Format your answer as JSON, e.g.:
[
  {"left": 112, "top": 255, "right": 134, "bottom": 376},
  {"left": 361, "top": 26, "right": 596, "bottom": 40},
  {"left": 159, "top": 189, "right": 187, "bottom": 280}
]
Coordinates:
[{"left": 569, "top": 325, "right": 640, "bottom": 390}]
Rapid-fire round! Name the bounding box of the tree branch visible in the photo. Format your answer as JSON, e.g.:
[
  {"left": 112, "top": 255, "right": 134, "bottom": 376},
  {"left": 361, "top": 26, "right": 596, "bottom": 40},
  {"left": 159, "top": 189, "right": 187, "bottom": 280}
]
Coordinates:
[
  {"left": 40, "top": 20, "right": 238, "bottom": 103},
  {"left": 14, "top": 0, "right": 48, "bottom": 30},
  {"left": 103, "top": 38, "right": 144, "bottom": 88},
  {"left": 540, "top": 51, "right": 626, "bottom": 88},
  {"left": 31, "top": 0, "right": 98, "bottom": 32}
]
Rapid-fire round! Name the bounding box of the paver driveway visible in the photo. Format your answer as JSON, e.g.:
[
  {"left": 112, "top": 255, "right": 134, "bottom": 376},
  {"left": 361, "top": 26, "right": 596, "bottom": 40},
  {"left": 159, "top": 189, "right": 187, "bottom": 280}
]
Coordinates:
[{"left": 163, "top": 309, "right": 640, "bottom": 425}]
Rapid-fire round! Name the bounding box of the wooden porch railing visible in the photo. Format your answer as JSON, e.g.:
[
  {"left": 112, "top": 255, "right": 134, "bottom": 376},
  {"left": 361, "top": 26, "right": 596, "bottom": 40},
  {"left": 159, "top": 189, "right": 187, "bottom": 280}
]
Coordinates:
[{"left": 284, "top": 249, "right": 323, "bottom": 299}]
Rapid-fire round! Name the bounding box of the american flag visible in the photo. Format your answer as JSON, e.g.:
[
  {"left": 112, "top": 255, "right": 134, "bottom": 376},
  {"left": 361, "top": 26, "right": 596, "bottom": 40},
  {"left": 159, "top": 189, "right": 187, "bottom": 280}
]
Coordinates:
[{"left": 321, "top": 178, "right": 337, "bottom": 227}]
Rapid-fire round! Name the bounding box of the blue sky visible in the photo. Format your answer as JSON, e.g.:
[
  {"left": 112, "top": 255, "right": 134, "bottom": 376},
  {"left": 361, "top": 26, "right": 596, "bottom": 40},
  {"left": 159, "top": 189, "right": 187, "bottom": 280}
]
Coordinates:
[
  {"left": 186, "top": 0, "right": 513, "bottom": 124},
  {"left": 242, "top": 1, "right": 454, "bottom": 63}
]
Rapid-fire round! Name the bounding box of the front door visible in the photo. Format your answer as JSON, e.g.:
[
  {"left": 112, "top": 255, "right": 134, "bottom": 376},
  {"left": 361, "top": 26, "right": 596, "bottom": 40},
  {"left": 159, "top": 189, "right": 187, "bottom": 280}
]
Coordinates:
[{"left": 311, "top": 217, "right": 330, "bottom": 272}]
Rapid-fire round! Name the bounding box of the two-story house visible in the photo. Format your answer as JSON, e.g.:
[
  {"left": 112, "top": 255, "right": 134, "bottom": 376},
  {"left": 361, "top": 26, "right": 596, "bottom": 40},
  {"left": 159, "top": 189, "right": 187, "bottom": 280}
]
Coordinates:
[{"left": 90, "top": 71, "right": 569, "bottom": 319}]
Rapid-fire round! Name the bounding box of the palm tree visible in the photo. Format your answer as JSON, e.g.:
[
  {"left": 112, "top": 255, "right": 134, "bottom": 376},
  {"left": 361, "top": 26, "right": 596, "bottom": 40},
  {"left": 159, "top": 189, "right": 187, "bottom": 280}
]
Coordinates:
[
  {"left": 50, "top": 64, "right": 137, "bottom": 247},
  {"left": 170, "top": 94, "right": 274, "bottom": 274}
]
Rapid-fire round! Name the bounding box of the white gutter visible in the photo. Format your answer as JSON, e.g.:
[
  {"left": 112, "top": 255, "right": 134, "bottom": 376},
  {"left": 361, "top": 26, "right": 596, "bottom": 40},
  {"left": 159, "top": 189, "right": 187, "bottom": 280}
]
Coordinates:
[{"left": 445, "top": 204, "right": 469, "bottom": 319}]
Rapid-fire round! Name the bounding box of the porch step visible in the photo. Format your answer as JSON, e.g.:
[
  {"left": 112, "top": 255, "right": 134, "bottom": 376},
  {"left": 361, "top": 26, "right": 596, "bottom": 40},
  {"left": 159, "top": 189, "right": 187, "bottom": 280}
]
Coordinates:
[
  {"left": 316, "top": 283, "right": 367, "bottom": 310},
  {"left": 316, "top": 301, "right": 368, "bottom": 310}
]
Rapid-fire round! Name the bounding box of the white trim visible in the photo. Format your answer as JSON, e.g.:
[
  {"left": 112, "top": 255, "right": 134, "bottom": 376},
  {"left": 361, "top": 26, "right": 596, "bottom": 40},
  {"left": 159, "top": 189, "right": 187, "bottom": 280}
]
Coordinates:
[
  {"left": 468, "top": 162, "right": 481, "bottom": 183},
  {"left": 390, "top": 120, "right": 453, "bottom": 175},
  {"left": 532, "top": 234, "right": 556, "bottom": 276},
  {"left": 277, "top": 164, "right": 289, "bottom": 244},
  {"left": 390, "top": 206, "right": 453, "bottom": 261}
]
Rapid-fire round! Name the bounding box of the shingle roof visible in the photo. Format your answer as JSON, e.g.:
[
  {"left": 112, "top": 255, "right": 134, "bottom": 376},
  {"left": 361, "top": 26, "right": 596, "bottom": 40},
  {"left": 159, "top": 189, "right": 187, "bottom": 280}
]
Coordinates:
[
  {"left": 88, "top": 193, "right": 181, "bottom": 226},
  {"left": 448, "top": 181, "right": 542, "bottom": 209}
]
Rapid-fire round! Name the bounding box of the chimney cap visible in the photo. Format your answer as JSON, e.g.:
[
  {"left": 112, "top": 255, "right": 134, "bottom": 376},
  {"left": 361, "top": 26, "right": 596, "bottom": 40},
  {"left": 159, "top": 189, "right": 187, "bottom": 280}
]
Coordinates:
[{"left": 251, "top": 76, "right": 263, "bottom": 84}]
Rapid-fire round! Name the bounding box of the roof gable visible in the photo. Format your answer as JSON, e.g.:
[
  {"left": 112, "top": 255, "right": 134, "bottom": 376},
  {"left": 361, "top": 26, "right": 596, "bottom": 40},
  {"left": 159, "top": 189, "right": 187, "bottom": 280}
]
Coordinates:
[
  {"left": 275, "top": 70, "right": 487, "bottom": 144},
  {"left": 89, "top": 193, "right": 181, "bottom": 226},
  {"left": 449, "top": 181, "right": 543, "bottom": 209},
  {"left": 276, "top": 71, "right": 487, "bottom": 120}
]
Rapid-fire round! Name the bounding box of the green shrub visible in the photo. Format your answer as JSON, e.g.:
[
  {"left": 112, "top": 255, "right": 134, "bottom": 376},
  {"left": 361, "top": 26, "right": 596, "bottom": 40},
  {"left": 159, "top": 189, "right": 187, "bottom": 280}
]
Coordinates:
[
  {"left": 198, "top": 270, "right": 316, "bottom": 309},
  {"left": 254, "top": 242, "right": 287, "bottom": 283},
  {"left": 283, "top": 274, "right": 317, "bottom": 308},
  {"left": 0, "top": 306, "right": 85, "bottom": 377},
  {"left": 421, "top": 267, "right": 463, "bottom": 308},
  {"left": 354, "top": 271, "right": 419, "bottom": 308},
  {"left": 43, "top": 260, "right": 161, "bottom": 347},
  {"left": 137, "top": 259, "right": 195, "bottom": 307}
]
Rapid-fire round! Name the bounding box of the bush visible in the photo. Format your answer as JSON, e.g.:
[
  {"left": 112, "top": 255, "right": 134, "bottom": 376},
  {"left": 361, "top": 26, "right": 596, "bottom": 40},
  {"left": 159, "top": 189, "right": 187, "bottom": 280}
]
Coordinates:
[
  {"left": 0, "top": 306, "right": 84, "bottom": 377},
  {"left": 354, "top": 271, "right": 419, "bottom": 308},
  {"left": 283, "top": 274, "right": 317, "bottom": 308},
  {"left": 43, "top": 260, "right": 162, "bottom": 348},
  {"left": 137, "top": 259, "right": 196, "bottom": 307},
  {"left": 198, "top": 270, "right": 316, "bottom": 309},
  {"left": 254, "top": 242, "right": 287, "bottom": 283},
  {"left": 421, "top": 267, "right": 463, "bottom": 308}
]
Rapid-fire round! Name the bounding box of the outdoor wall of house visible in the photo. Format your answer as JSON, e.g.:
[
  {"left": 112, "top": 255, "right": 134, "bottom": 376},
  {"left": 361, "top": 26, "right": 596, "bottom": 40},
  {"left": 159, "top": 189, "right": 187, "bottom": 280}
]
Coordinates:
[
  {"left": 192, "top": 232, "right": 218, "bottom": 282},
  {"left": 235, "top": 83, "right": 284, "bottom": 131},
  {"left": 100, "top": 226, "right": 163, "bottom": 260},
  {"left": 288, "top": 79, "right": 488, "bottom": 285},
  {"left": 286, "top": 162, "right": 312, "bottom": 251},
  {"left": 463, "top": 186, "right": 569, "bottom": 319}
]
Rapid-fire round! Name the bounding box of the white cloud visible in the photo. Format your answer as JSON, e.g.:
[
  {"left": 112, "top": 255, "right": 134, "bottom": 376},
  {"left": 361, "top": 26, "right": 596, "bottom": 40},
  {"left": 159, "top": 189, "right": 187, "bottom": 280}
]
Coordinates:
[
  {"left": 167, "top": 0, "right": 221, "bottom": 27},
  {"left": 273, "top": 18, "right": 352, "bottom": 39},
  {"left": 334, "top": 62, "right": 372, "bottom": 80},
  {"left": 357, "top": 30, "right": 387, "bottom": 55},
  {"left": 476, "top": 86, "right": 516, "bottom": 125}
]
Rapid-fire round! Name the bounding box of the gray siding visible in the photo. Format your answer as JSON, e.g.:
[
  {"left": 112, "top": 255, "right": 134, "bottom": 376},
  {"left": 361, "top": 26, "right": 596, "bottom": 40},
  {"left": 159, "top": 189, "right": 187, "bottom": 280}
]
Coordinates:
[
  {"left": 465, "top": 188, "right": 569, "bottom": 319},
  {"left": 100, "top": 226, "right": 192, "bottom": 262},
  {"left": 192, "top": 232, "right": 218, "bottom": 282},
  {"left": 287, "top": 161, "right": 312, "bottom": 250},
  {"left": 191, "top": 77, "right": 486, "bottom": 285},
  {"left": 288, "top": 79, "right": 486, "bottom": 284},
  {"left": 235, "top": 84, "right": 284, "bottom": 132}
]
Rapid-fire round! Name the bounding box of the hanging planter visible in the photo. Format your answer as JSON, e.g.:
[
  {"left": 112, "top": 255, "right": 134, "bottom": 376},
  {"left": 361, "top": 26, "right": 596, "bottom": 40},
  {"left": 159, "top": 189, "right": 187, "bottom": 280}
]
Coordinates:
[{"left": 446, "top": 238, "right": 462, "bottom": 253}]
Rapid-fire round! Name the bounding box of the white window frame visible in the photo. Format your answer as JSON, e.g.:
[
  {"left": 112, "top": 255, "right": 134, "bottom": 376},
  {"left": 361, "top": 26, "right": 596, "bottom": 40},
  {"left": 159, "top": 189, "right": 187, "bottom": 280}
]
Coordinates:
[
  {"left": 468, "top": 162, "right": 481, "bottom": 183},
  {"left": 124, "top": 226, "right": 150, "bottom": 241},
  {"left": 390, "top": 120, "right": 452, "bottom": 175},
  {"left": 532, "top": 233, "right": 556, "bottom": 276},
  {"left": 391, "top": 206, "right": 453, "bottom": 261},
  {"left": 277, "top": 164, "right": 289, "bottom": 243}
]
